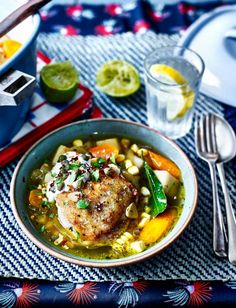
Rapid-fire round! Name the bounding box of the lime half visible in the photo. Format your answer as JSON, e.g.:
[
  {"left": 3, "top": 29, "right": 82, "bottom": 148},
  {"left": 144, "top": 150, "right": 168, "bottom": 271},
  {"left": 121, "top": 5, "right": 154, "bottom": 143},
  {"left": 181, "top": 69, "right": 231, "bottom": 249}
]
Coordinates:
[
  {"left": 40, "top": 61, "right": 79, "bottom": 103},
  {"left": 150, "top": 64, "right": 195, "bottom": 121},
  {"left": 96, "top": 60, "right": 140, "bottom": 97}
]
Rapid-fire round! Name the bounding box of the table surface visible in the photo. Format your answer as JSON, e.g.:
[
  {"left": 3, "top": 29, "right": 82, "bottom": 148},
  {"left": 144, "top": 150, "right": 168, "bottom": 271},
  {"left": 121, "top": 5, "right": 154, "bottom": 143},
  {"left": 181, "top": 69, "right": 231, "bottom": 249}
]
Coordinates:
[{"left": 1, "top": 1, "right": 236, "bottom": 307}]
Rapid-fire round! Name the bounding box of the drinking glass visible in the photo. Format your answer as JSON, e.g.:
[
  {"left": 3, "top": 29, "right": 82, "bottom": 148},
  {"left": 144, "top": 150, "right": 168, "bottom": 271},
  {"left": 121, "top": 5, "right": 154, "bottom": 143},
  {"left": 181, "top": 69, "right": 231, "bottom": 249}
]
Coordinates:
[{"left": 144, "top": 46, "right": 204, "bottom": 139}]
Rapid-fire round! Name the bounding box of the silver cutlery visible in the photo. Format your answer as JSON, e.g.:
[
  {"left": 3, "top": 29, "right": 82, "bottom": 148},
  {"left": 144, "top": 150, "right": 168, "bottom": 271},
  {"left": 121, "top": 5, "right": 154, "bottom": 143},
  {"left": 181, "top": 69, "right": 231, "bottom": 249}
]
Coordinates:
[
  {"left": 195, "top": 114, "right": 227, "bottom": 257},
  {"left": 213, "top": 114, "right": 236, "bottom": 265}
]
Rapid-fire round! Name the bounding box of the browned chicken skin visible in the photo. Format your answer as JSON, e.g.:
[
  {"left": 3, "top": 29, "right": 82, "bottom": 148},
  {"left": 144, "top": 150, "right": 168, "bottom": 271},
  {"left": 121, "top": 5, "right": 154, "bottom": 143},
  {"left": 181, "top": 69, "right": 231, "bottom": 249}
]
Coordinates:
[{"left": 56, "top": 174, "right": 138, "bottom": 241}]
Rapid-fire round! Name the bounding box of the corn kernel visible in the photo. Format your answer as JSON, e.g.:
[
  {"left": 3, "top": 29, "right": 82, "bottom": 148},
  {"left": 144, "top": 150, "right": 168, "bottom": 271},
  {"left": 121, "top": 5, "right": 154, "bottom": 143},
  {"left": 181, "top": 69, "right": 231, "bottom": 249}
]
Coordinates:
[
  {"left": 141, "top": 186, "right": 151, "bottom": 196},
  {"left": 73, "top": 139, "right": 83, "bottom": 147},
  {"left": 137, "top": 148, "right": 148, "bottom": 157},
  {"left": 123, "top": 232, "right": 133, "bottom": 240},
  {"left": 130, "top": 240, "right": 146, "bottom": 253},
  {"left": 144, "top": 206, "right": 151, "bottom": 214},
  {"left": 131, "top": 144, "right": 139, "bottom": 153},
  {"left": 138, "top": 217, "right": 150, "bottom": 229},
  {"left": 124, "top": 159, "right": 133, "bottom": 169},
  {"left": 141, "top": 212, "right": 151, "bottom": 219},
  {"left": 121, "top": 138, "right": 130, "bottom": 148},
  {"left": 116, "top": 239, "right": 124, "bottom": 245},
  {"left": 127, "top": 165, "right": 139, "bottom": 175},
  {"left": 116, "top": 154, "right": 125, "bottom": 163}
]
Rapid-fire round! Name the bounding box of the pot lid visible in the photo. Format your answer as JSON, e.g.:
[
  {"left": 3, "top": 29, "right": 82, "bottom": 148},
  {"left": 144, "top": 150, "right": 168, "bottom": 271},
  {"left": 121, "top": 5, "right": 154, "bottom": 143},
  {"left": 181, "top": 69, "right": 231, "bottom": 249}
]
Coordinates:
[
  {"left": 0, "top": 0, "right": 27, "bottom": 22},
  {"left": 179, "top": 5, "right": 236, "bottom": 108}
]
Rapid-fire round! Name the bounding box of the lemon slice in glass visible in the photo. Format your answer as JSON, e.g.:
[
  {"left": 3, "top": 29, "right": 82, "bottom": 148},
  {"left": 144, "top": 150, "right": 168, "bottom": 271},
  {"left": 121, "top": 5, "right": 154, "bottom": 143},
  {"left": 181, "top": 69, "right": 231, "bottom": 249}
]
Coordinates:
[
  {"left": 40, "top": 61, "right": 79, "bottom": 104},
  {"left": 96, "top": 60, "right": 140, "bottom": 97},
  {"left": 150, "top": 64, "right": 195, "bottom": 121}
]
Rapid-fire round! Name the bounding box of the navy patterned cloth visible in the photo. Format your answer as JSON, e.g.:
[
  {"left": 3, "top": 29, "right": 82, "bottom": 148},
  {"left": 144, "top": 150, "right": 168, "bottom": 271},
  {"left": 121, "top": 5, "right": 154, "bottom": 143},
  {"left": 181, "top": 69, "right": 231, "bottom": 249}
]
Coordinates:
[
  {"left": 0, "top": 1, "right": 236, "bottom": 307},
  {"left": 0, "top": 278, "right": 236, "bottom": 307}
]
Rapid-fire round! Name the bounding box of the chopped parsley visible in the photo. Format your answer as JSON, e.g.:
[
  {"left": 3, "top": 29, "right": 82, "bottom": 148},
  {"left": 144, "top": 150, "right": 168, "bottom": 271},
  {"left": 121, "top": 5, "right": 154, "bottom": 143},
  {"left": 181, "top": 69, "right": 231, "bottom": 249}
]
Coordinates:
[
  {"left": 77, "top": 174, "right": 85, "bottom": 181},
  {"left": 77, "top": 232, "right": 80, "bottom": 240},
  {"left": 92, "top": 157, "right": 106, "bottom": 168},
  {"left": 69, "top": 163, "right": 79, "bottom": 170},
  {"left": 92, "top": 169, "right": 100, "bottom": 182},
  {"left": 41, "top": 200, "right": 50, "bottom": 208},
  {"left": 98, "top": 157, "right": 106, "bottom": 164},
  {"left": 49, "top": 213, "right": 55, "bottom": 219},
  {"left": 91, "top": 161, "right": 100, "bottom": 168},
  {"left": 40, "top": 225, "right": 45, "bottom": 233},
  {"left": 55, "top": 177, "right": 63, "bottom": 184},
  {"left": 76, "top": 199, "right": 89, "bottom": 209}
]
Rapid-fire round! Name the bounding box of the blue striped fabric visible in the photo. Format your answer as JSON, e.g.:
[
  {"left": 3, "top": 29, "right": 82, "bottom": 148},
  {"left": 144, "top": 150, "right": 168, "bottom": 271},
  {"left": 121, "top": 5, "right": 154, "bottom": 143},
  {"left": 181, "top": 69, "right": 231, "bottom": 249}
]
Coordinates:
[{"left": 0, "top": 32, "right": 235, "bottom": 282}]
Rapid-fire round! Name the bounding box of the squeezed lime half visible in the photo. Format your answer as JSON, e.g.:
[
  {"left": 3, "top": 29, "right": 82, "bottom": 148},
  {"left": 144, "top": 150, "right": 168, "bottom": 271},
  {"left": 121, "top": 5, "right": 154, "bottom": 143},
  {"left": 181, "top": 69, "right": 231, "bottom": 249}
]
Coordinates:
[
  {"left": 96, "top": 60, "right": 140, "bottom": 97},
  {"left": 40, "top": 61, "right": 79, "bottom": 103}
]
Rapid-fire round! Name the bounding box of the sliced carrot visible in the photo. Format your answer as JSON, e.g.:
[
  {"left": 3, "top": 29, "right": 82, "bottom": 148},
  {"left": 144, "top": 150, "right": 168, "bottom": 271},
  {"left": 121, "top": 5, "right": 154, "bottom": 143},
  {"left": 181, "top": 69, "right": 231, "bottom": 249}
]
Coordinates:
[
  {"left": 29, "top": 189, "right": 43, "bottom": 207},
  {"left": 88, "top": 144, "right": 119, "bottom": 159},
  {"left": 139, "top": 208, "right": 177, "bottom": 245},
  {"left": 147, "top": 151, "right": 181, "bottom": 179}
]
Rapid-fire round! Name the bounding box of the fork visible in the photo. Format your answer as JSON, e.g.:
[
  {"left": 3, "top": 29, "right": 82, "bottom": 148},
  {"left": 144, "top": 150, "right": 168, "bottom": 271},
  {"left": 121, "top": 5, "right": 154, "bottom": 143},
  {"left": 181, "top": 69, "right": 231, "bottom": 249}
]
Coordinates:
[{"left": 195, "top": 114, "right": 227, "bottom": 257}]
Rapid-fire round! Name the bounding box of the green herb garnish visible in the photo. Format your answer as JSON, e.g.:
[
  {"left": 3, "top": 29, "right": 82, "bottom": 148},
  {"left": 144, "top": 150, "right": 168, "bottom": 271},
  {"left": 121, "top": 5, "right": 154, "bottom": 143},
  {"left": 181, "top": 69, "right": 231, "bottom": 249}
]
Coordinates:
[
  {"left": 69, "top": 163, "right": 79, "bottom": 170},
  {"left": 98, "top": 157, "right": 106, "bottom": 164},
  {"left": 143, "top": 161, "right": 167, "bottom": 217},
  {"left": 92, "top": 169, "right": 100, "bottom": 182},
  {"left": 92, "top": 157, "right": 106, "bottom": 168},
  {"left": 76, "top": 199, "right": 89, "bottom": 209},
  {"left": 77, "top": 174, "right": 85, "bottom": 180},
  {"left": 41, "top": 200, "right": 50, "bottom": 208},
  {"left": 49, "top": 213, "right": 55, "bottom": 219},
  {"left": 40, "top": 225, "right": 45, "bottom": 233},
  {"left": 91, "top": 161, "right": 100, "bottom": 168},
  {"left": 55, "top": 177, "right": 63, "bottom": 184},
  {"left": 77, "top": 232, "right": 80, "bottom": 240}
]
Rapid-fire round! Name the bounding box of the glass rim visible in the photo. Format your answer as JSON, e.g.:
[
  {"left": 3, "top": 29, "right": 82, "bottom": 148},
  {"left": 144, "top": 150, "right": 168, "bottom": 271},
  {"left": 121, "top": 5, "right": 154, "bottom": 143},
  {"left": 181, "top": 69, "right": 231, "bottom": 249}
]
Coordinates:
[{"left": 144, "top": 45, "right": 205, "bottom": 88}]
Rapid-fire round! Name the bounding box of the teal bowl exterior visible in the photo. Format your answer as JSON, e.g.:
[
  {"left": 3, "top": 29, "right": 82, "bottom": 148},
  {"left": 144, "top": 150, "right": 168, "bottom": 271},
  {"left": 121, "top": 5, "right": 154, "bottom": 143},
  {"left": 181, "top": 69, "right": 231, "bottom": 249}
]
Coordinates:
[
  {"left": 10, "top": 119, "right": 198, "bottom": 267},
  {"left": 0, "top": 14, "right": 41, "bottom": 148}
]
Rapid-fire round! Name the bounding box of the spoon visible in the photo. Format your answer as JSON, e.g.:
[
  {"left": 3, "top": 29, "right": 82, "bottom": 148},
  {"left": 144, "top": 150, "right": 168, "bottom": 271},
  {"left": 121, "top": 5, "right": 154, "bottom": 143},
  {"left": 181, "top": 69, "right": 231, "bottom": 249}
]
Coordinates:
[
  {"left": 214, "top": 114, "right": 236, "bottom": 265},
  {"left": 0, "top": 0, "right": 51, "bottom": 38}
]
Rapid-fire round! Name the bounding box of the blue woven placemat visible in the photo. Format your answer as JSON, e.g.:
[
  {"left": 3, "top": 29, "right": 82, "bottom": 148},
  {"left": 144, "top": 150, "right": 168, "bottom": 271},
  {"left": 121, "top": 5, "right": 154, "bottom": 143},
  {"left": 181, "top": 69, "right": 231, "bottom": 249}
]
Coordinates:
[{"left": 0, "top": 32, "right": 235, "bottom": 282}]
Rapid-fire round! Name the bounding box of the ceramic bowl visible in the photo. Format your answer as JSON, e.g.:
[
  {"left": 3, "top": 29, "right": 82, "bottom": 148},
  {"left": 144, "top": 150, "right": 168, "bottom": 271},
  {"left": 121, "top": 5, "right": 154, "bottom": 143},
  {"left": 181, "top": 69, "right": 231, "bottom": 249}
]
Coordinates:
[
  {"left": 0, "top": 4, "right": 41, "bottom": 147},
  {"left": 10, "top": 119, "right": 198, "bottom": 267}
]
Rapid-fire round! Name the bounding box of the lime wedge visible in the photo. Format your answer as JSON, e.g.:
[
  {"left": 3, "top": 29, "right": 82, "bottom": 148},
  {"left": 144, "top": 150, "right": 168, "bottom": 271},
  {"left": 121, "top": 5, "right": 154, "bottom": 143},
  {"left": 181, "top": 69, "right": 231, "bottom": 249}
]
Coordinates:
[
  {"left": 150, "top": 64, "right": 195, "bottom": 121},
  {"left": 40, "top": 61, "right": 79, "bottom": 103},
  {"left": 96, "top": 60, "right": 140, "bottom": 97}
]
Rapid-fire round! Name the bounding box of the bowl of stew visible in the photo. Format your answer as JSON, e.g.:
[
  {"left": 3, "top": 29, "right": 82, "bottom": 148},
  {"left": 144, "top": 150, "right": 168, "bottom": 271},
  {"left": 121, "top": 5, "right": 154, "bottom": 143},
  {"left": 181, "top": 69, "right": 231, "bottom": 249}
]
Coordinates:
[{"left": 10, "top": 119, "right": 198, "bottom": 267}]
